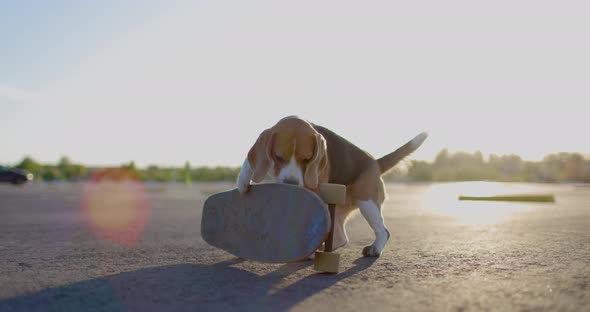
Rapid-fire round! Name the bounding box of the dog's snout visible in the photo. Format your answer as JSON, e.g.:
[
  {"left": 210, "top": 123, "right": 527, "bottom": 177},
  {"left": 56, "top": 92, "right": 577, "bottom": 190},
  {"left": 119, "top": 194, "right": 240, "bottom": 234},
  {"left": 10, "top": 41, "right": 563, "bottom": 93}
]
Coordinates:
[{"left": 282, "top": 177, "right": 300, "bottom": 185}]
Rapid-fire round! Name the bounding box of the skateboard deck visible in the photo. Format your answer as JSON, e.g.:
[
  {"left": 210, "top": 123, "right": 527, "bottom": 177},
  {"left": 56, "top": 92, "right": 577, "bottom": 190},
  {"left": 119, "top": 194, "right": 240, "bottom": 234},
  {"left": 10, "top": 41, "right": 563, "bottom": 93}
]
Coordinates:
[{"left": 201, "top": 183, "right": 330, "bottom": 263}]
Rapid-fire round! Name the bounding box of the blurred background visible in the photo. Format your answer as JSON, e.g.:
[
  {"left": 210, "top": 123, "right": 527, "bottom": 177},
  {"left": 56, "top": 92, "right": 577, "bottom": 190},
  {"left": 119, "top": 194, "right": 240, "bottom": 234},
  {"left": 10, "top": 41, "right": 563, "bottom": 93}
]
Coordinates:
[
  {"left": 1, "top": 0, "right": 589, "bottom": 183},
  {"left": 2, "top": 3, "right": 590, "bottom": 311}
]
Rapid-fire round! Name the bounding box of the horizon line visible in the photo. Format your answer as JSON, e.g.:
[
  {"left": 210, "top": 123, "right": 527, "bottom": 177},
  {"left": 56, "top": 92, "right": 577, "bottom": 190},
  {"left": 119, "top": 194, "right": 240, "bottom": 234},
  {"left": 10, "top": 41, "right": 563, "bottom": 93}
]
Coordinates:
[{"left": 4, "top": 149, "right": 590, "bottom": 168}]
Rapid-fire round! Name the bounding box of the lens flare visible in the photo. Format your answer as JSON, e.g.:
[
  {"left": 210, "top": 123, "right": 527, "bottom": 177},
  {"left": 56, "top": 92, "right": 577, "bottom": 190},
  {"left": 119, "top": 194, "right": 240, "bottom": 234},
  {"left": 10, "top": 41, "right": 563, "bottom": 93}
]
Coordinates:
[
  {"left": 82, "top": 169, "right": 149, "bottom": 247},
  {"left": 420, "top": 182, "right": 541, "bottom": 225}
]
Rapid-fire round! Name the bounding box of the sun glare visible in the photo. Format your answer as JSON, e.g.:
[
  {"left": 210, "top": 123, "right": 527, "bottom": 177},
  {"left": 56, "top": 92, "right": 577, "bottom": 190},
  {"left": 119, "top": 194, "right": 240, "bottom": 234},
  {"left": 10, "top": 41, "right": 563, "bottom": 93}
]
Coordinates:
[
  {"left": 82, "top": 170, "right": 150, "bottom": 247},
  {"left": 421, "top": 182, "right": 541, "bottom": 225}
]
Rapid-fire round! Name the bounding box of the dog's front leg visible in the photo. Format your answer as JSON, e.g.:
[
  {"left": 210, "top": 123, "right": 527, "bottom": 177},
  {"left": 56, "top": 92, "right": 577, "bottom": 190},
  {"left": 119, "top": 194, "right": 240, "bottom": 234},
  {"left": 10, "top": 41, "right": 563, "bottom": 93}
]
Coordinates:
[{"left": 237, "top": 158, "right": 253, "bottom": 194}]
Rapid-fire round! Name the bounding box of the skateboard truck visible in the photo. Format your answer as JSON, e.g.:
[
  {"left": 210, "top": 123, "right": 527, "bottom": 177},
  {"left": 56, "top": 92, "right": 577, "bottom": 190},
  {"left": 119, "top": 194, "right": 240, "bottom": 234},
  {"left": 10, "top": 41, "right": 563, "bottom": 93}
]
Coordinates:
[{"left": 314, "top": 183, "right": 346, "bottom": 274}]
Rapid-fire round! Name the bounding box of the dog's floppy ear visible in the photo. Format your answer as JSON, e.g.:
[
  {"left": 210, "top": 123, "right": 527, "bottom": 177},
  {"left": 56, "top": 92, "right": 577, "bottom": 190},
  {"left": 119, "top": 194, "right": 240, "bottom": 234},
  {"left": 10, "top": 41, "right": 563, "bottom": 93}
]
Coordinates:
[
  {"left": 304, "top": 133, "right": 328, "bottom": 189},
  {"left": 247, "top": 128, "right": 275, "bottom": 182}
]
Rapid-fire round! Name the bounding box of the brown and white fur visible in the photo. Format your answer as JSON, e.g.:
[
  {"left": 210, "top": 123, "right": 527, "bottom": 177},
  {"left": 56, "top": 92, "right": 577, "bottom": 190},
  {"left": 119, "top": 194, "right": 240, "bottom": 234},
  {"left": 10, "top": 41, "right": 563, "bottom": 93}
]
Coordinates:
[{"left": 237, "top": 116, "right": 428, "bottom": 257}]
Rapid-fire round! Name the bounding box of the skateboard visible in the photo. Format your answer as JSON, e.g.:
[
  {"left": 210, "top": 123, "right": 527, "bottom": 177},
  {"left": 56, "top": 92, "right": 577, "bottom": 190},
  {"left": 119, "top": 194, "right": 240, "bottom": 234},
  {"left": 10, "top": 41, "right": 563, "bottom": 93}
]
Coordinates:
[{"left": 201, "top": 183, "right": 332, "bottom": 263}]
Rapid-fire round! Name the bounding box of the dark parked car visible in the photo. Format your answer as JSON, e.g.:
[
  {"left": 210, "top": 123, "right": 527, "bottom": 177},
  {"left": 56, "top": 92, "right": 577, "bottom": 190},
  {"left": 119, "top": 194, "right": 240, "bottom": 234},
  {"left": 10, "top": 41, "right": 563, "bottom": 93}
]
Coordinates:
[{"left": 0, "top": 166, "right": 34, "bottom": 184}]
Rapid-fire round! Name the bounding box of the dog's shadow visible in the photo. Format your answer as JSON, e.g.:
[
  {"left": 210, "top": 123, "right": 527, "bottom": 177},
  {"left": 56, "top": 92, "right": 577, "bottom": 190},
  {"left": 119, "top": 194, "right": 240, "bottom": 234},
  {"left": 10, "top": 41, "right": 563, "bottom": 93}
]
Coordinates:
[{"left": 0, "top": 257, "right": 377, "bottom": 312}]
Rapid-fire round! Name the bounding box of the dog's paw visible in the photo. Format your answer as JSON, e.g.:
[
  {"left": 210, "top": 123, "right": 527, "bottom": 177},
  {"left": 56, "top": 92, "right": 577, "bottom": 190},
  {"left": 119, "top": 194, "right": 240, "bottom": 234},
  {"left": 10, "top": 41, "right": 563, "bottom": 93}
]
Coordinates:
[
  {"left": 237, "top": 181, "right": 251, "bottom": 194},
  {"left": 236, "top": 158, "right": 253, "bottom": 194},
  {"left": 362, "top": 245, "right": 381, "bottom": 257}
]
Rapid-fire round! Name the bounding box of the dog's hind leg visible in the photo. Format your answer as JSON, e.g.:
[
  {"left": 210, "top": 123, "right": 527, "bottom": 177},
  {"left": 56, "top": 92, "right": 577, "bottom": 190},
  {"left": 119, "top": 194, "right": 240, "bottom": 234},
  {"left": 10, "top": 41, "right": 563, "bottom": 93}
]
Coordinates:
[{"left": 357, "top": 199, "right": 390, "bottom": 257}]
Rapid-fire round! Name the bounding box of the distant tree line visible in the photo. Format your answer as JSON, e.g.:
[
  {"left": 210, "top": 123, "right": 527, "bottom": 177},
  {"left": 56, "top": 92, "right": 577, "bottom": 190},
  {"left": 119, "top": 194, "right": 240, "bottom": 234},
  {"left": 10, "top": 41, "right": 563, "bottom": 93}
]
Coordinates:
[
  {"left": 384, "top": 149, "right": 590, "bottom": 183},
  {"left": 9, "top": 150, "right": 590, "bottom": 183},
  {"left": 11, "top": 157, "right": 239, "bottom": 183}
]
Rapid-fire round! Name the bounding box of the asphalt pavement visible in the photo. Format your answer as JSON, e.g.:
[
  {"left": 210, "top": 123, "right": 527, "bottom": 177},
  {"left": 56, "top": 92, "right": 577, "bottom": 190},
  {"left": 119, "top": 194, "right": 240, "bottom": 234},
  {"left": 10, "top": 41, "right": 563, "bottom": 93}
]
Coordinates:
[{"left": 0, "top": 182, "right": 589, "bottom": 311}]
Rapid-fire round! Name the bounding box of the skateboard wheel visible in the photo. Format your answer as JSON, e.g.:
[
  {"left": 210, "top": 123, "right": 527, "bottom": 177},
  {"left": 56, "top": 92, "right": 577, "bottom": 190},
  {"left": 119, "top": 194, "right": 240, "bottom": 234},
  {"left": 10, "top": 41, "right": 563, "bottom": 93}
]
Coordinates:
[
  {"left": 319, "top": 183, "right": 346, "bottom": 205},
  {"left": 314, "top": 251, "right": 340, "bottom": 273}
]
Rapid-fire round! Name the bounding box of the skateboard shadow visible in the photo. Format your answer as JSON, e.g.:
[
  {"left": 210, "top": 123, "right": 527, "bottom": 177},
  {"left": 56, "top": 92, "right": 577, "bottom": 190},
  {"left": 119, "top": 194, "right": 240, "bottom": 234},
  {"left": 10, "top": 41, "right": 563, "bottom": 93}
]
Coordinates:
[{"left": 0, "top": 257, "right": 377, "bottom": 312}]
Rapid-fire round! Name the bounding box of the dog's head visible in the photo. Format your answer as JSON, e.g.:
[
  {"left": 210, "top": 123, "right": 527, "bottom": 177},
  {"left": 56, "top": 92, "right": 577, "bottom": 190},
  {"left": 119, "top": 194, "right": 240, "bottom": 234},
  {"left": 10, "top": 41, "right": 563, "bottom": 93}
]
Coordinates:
[{"left": 247, "top": 116, "right": 328, "bottom": 190}]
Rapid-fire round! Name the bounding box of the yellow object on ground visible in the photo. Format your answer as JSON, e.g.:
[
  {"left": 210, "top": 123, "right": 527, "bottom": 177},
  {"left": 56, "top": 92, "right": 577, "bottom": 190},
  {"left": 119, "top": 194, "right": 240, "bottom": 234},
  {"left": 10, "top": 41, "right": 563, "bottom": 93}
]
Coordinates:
[{"left": 458, "top": 194, "right": 555, "bottom": 202}]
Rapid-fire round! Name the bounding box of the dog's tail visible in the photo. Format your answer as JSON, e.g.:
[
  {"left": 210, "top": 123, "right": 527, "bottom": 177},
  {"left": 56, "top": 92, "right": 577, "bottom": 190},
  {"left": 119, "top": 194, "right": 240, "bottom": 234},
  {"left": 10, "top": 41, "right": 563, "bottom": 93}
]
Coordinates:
[{"left": 377, "top": 132, "right": 428, "bottom": 175}]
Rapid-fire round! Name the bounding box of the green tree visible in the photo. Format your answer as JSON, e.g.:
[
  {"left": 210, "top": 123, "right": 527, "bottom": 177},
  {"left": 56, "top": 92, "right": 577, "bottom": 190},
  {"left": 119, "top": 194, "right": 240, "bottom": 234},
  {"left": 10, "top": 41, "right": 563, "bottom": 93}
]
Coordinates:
[
  {"left": 184, "top": 161, "right": 192, "bottom": 185},
  {"left": 16, "top": 156, "right": 43, "bottom": 174},
  {"left": 407, "top": 160, "right": 434, "bottom": 181},
  {"left": 563, "top": 153, "right": 586, "bottom": 182},
  {"left": 143, "top": 165, "right": 173, "bottom": 182},
  {"left": 58, "top": 156, "right": 87, "bottom": 180},
  {"left": 41, "top": 166, "right": 61, "bottom": 181}
]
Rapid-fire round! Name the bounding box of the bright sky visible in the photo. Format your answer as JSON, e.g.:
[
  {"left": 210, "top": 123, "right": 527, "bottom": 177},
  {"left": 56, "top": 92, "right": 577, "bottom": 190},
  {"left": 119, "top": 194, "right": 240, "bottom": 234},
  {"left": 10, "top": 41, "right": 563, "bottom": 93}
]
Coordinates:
[{"left": 1, "top": 0, "right": 588, "bottom": 167}]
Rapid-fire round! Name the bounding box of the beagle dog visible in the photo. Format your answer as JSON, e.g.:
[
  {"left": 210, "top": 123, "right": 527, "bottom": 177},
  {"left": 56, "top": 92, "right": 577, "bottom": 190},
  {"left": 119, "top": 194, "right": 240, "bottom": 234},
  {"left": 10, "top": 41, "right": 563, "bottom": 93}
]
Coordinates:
[{"left": 237, "top": 116, "right": 428, "bottom": 257}]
